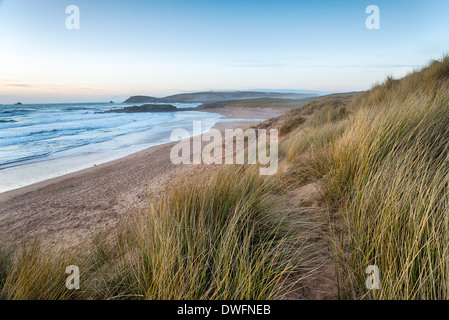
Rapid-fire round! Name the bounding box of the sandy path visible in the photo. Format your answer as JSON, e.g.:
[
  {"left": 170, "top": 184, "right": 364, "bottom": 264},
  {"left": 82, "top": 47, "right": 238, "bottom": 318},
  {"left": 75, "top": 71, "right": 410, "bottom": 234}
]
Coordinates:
[{"left": 0, "top": 107, "right": 284, "bottom": 248}]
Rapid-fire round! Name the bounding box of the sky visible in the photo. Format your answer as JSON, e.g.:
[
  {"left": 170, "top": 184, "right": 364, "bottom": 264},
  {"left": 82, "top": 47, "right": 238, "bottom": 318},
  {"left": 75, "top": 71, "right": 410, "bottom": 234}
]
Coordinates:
[{"left": 0, "top": 0, "right": 448, "bottom": 103}]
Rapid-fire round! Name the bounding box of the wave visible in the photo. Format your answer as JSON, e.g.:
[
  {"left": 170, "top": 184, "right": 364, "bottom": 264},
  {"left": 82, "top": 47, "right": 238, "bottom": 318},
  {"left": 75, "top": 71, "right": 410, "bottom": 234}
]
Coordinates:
[
  {"left": 63, "top": 107, "right": 91, "bottom": 111},
  {"left": 0, "top": 106, "right": 223, "bottom": 176},
  {"left": 25, "top": 128, "right": 97, "bottom": 137},
  {"left": 2, "top": 109, "right": 35, "bottom": 114},
  {"left": 0, "top": 153, "right": 52, "bottom": 169}
]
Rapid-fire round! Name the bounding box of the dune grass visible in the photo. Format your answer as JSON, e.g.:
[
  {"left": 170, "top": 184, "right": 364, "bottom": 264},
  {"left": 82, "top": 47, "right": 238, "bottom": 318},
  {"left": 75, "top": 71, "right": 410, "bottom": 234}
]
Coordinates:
[
  {"left": 0, "top": 241, "right": 85, "bottom": 300},
  {"left": 1, "top": 56, "right": 449, "bottom": 300},
  {"left": 0, "top": 167, "right": 321, "bottom": 300},
  {"left": 280, "top": 55, "right": 449, "bottom": 299},
  {"left": 325, "top": 82, "right": 449, "bottom": 299},
  {"left": 85, "top": 167, "right": 323, "bottom": 300}
]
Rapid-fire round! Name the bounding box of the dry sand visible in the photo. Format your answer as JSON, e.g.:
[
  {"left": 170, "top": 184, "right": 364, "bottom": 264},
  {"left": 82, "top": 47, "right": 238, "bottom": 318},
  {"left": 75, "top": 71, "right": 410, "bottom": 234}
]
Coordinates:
[{"left": 0, "top": 107, "right": 285, "bottom": 248}]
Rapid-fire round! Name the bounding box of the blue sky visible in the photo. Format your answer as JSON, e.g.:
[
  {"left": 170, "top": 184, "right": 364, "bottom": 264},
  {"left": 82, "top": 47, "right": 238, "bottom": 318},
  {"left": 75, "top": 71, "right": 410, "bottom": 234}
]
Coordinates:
[{"left": 0, "top": 0, "right": 448, "bottom": 103}]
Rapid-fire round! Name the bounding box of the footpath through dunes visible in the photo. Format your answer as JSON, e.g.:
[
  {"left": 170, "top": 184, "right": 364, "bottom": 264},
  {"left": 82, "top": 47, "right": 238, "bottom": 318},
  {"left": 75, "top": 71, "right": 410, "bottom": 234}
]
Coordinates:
[
  {"left": 249, "top": 96, "right": 357, "bottom": 300},
  {"left": 272, "top": 56, "right": 449, "bottom": 300}
]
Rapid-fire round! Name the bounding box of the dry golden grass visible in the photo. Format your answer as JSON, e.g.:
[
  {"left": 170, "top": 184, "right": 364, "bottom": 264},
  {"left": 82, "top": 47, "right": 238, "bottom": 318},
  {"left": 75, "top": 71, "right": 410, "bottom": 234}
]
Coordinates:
[
  {"left": 0, "top": 167, "right": 323, "bottom": 300},
  {"left": 281, "top": 55, "right": 449, "bottom": 299}
]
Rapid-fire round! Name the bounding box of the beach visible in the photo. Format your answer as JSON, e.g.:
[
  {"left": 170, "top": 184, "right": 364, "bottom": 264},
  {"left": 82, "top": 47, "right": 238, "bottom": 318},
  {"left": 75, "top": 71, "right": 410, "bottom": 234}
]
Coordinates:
[{"left": 0, "top": 107, "right": 285, "bottom": 249}]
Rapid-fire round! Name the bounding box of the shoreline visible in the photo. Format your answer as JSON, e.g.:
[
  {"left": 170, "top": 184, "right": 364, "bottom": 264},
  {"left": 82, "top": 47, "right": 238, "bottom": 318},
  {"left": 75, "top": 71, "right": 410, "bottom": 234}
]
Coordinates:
[
  {"left": 0, "top": 107, "right": 279, "bottom": 195},
  {"left": 0, "top": 107, "right": 285, "bottom": 248}
]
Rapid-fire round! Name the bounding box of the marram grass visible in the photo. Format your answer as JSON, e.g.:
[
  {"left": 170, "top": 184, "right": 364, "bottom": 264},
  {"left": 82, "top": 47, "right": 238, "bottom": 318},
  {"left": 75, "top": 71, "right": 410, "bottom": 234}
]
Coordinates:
[
  {"left": 281, "top": 55, "right": 449, "bottom": 299},
  {"left": 0, "top": 167, "right": 321, "bottom": 300}
]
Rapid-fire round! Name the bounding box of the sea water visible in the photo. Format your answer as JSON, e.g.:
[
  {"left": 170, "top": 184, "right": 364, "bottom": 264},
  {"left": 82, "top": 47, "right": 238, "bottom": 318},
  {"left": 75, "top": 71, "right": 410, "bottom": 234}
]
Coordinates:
[{"left": 0, "top": 102, "right": 227, "bottom": 193}]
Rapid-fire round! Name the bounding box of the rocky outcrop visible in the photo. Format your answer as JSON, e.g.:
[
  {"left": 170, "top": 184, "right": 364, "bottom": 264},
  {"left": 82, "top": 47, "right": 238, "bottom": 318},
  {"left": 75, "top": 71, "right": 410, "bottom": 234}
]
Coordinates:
[
  {"left": 100, "top": 104, "right": 179, "bottom": 113},
  {"left": 123, "top": 96, "right": 158, "bottom": 104}
]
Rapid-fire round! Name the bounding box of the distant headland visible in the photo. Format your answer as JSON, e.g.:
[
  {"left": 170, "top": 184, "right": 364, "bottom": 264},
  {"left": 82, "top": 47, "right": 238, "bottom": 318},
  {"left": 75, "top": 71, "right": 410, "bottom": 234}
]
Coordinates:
[{"left": 123, "top": 91, "right": 317, "bottom": 104}]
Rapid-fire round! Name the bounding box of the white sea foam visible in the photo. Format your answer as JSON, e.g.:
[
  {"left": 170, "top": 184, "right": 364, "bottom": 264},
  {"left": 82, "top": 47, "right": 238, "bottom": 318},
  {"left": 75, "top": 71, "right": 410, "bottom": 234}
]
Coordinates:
[{"left": 0, "top": 103, "right": 225, "bottom": 193}]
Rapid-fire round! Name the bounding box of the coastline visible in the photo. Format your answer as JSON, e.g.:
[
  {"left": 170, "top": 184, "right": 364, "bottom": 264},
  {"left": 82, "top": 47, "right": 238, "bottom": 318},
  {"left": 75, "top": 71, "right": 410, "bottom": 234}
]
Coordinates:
[{"left": 0, "top": 107, "right": 285, "bottom": 248}]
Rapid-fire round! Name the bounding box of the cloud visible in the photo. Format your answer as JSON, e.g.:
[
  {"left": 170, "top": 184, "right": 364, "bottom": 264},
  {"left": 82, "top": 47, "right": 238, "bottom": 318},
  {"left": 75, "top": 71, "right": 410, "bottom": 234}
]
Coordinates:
[
  {"left": 227, "top": 63, "right": 287, "bottom": 68},
  {"left": 0, "top": 79, "right": 32, "bottom": 87},
  {"left": 3, "top": 83, "right": 32, "bottom": 87},
  {"left": 0, "top": 79, "right": 112, "bottom": 95},
  {"left": 310, "top": 64, "right": 423, "bottom": 69}
]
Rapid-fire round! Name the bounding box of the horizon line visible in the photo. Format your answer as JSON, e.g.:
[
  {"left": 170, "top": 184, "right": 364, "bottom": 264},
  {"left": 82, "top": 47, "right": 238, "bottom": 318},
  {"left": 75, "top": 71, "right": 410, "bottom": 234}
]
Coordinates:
[{"left": 0, "top": 88, "right": 346, "bottom": 105}]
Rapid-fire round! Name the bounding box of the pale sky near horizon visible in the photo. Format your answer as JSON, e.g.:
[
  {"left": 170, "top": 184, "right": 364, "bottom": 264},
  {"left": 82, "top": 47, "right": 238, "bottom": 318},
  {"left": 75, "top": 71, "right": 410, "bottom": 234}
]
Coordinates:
[{"left": 0, "top": 0, "right": 448, "bottom": 103}]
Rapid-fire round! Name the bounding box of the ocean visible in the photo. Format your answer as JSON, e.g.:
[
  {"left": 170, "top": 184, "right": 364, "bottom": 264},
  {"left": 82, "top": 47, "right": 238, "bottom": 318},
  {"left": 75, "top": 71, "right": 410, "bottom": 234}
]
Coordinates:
[{"left": 0, "top": 102, "right": 228, "bottom": 193}]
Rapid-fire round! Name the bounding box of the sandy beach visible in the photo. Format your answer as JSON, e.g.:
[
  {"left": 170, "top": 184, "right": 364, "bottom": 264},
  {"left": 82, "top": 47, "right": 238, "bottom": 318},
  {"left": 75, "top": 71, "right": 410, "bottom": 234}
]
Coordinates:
[{"left": 0, "top": 107, "right": 285, "bottom": 248}]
